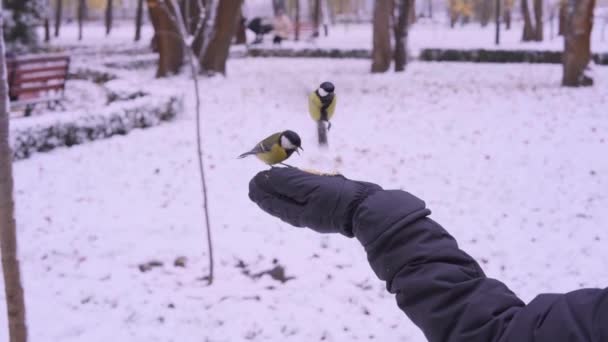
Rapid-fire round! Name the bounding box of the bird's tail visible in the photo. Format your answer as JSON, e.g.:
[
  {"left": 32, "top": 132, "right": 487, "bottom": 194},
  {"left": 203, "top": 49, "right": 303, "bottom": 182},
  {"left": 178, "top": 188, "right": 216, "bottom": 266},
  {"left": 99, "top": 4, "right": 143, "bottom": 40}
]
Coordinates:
[
  {"left": 317, "top": 121, "right": 328, "bottom": 147},
  {"left": 238, "top": 151, "right": 255, "bottom": 159}
]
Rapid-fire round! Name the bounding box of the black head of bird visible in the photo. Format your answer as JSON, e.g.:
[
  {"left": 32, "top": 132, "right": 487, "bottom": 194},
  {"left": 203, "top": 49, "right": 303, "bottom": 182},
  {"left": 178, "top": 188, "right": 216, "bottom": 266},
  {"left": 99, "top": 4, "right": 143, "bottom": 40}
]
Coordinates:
[
  {"left": 280, "top": 130, "right": 303, "bottom": 156},
  {"left": 317, "top": 82, "right": 335, "bottom": 98}
]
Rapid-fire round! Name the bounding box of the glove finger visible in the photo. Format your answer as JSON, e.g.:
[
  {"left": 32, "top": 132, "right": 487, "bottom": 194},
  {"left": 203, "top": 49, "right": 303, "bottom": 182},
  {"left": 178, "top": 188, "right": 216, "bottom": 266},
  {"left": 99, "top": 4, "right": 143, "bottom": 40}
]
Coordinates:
[
  {"left": 262, "top": 167, "right": 345, "bottom": 203},
  {"left": 249, "top": 171, "right": 306, "bottom": 226}
]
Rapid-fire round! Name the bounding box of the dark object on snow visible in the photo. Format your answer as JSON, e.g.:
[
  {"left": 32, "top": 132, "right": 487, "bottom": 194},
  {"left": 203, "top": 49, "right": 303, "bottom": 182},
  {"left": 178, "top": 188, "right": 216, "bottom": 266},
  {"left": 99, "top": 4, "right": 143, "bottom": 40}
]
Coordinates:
[
  {"left": 138, "top": 260, "right": 163, "bottom": 273},
  {"left": 249, "top": 167, "right": 608, "bottom": 342},
  {"left": 247, "top": 17, "right": 273, "bottom": 44},
  {"left": 174, "top": 256, "right": 187, "bottom": 268}
]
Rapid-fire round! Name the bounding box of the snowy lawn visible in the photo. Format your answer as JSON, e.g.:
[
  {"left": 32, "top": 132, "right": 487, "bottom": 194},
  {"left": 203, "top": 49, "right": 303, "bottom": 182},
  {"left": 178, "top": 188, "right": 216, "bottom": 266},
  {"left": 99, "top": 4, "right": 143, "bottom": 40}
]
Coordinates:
[{"left": 2, "top": 59, "right": 608, "bottom": 342}]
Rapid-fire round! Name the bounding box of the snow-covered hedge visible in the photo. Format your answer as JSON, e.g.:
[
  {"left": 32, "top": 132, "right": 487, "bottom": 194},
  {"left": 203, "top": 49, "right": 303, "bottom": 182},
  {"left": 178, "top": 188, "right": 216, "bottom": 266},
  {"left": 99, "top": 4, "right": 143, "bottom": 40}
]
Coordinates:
[
  {"left": 248, "top": 47, "right": 371, "bottom": 59},
  {"left": 420, "top": 49, "right": 608, "bottom": 65},
  {"left": 10, "top": 95, "right": 181, "bottom": 161}
]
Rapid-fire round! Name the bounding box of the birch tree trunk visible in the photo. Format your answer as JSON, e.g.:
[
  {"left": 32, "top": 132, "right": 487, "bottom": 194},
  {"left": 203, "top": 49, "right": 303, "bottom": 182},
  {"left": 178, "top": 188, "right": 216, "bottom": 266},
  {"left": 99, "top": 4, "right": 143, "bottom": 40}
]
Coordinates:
[
  {"left": 371, "top": 0, "right": 392, "bottom": 73},
  {"left": 0, "top": 5, "right": 28, "bottom": 341},
  {"left": 562, "top": 0, "right": 595, "bottom": 86}
]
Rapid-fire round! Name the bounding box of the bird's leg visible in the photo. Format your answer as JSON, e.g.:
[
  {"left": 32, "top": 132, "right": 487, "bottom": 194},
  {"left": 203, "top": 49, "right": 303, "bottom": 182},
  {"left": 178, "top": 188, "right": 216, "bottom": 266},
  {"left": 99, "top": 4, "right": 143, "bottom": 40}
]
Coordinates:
[
  {"left": 327, "top": 121, "right": 332, "bottom": 131},
  {"left": 279, "top": 163, "right": 295, "bottom": 168}
]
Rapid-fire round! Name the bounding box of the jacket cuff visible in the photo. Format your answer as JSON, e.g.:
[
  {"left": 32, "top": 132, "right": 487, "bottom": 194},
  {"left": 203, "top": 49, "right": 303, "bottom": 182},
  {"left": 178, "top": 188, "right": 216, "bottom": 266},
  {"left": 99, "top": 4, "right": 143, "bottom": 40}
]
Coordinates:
[{"left": 352, "top": 190, "right": 429, "bottom": 247}]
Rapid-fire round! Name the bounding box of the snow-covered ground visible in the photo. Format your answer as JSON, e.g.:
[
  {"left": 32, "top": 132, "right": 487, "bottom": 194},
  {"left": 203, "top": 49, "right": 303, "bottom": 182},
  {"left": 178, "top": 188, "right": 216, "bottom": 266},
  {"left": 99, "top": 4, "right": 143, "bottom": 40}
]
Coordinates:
[{"left": 2, "top": 58, "right": 608, "bottom": 342}]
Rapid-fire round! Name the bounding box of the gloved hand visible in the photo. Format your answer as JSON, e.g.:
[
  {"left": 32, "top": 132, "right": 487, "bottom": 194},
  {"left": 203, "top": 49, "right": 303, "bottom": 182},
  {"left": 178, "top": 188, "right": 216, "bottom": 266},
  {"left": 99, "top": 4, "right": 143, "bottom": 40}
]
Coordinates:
[{"left": 248, "top": 167, "right": 382, "bottom": 237}]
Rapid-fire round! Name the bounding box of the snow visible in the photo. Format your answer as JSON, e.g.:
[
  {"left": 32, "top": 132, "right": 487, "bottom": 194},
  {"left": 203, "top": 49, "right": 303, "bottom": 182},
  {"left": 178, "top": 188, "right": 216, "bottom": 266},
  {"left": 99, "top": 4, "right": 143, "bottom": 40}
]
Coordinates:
[{"left": 1, "top": 57, "right": 607, "bottom": 341}]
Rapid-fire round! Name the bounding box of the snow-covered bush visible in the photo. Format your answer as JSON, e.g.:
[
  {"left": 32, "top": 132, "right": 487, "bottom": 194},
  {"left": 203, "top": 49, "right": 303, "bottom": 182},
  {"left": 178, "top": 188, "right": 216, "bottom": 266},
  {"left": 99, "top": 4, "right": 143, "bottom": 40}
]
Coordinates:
[{"left": 10, "top": 95, "right": 181, "bottom": 160}]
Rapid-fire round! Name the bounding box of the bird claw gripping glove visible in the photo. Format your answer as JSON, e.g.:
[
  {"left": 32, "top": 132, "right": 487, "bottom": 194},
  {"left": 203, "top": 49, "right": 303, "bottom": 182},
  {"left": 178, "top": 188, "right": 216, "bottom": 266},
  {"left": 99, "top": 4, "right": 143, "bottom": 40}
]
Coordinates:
[{"left": 248, "top": 167, "right": 382, "bottom": 237}]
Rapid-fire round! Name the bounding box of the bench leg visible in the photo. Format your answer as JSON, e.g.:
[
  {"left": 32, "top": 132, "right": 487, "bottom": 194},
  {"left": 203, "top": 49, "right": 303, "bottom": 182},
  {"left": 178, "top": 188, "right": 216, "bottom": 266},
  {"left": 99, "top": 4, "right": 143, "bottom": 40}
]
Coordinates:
[{"left": 24, "top": 105, "right": 35, "bottom": 117}]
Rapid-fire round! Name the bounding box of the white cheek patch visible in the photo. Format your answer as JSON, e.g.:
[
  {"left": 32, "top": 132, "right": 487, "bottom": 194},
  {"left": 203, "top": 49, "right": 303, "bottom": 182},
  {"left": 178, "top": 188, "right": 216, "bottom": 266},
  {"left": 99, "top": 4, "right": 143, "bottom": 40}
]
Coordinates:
[
  {"left": 318, "top": 88, "right": 328, "bottom": 97},
  {"left": 281, "top": 136, "right": 296, "bottom": 150}
]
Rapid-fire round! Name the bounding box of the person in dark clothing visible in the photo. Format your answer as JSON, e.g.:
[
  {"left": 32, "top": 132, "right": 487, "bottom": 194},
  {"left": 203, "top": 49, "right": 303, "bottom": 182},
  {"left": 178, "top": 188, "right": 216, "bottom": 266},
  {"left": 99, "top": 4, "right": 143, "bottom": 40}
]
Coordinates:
[
  {"left": 247, "top": 17, "right": 273, "bottom": 44},
  {"left": 248, "top": 167, "right": 608, "bottom": 342}
]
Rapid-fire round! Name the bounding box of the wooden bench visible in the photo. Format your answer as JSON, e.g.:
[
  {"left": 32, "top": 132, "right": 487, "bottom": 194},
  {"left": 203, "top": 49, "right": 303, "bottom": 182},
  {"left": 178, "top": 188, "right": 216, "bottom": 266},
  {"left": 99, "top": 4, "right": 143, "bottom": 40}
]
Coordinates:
[{"left": 6, "top": 54, "right": 70, "bottom": 116}]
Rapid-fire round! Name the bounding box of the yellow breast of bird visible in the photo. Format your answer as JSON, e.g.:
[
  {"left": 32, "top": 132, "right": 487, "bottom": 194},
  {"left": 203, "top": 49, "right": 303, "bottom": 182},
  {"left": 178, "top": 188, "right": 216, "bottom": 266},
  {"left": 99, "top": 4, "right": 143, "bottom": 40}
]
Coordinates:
[
  {"left": 308, "top": 93, "right": 337, "bottom": 122},
  {"left": 256, "top": 144, "right": 288, "bottom": 165}
]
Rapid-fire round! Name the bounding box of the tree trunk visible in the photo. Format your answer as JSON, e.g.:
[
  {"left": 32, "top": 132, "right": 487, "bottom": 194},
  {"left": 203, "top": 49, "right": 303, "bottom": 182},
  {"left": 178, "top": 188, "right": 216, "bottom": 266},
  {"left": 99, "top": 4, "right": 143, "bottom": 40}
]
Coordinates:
[
  {"left": 312, "top": 0, "right": 321, "bottom": 37},
  {"left": 235, "top": 5, "right": 247, "bottom": 45},
  {"left": 200, "top": 0, "right": 242, "bottom": 75},
  {"left": 54, "top": 0, "right": 63, "bottom": 37},
  {"left": 521, "top": 0, "right": 535, "bottom": 40},
  {"left": 562, "top": 0, "right": 595, "bottom": 86},
  {"left": 105, "top": 0, "right": 114, "bottom": 36},
  {"left": 480, "top": 0, "right": 492, "bottom": 26},
  {"left": 135, "top": 0, "right": 144, "bottom": 41},
  {"left": 371, "top": 0, "right": 392, "bottom": 73},
  {"left": 394, "top": 0, "right": 409, "bottom": 71},
  {"left": 78, "top": 0, "right": 85, "bottom": 40},
  {"left": 0, "top": 5, "right": 28, "bottom": 342},
  {"left": 427, "top": 0, "right": 433, "bottom": 17},
  {"left": 495, "top": 0, "right": 501, "bottom": 44},
  {"left": 147, "top": 0, "right": 184, "bottom": 77},
  {"left": 504, "top": 0, "right": 512, "bottom": 29},
  {"left": 408, "top": 0, "right": 417, "bottom": 24},
  {"left": 558, "top": 0, "right": 567, "bottom": 35},
  {"left": 189, "top": 0, "right": 206, "bottom": 56},
  {"left": 294, "top": 0, "right": 300, "bottom": 41},
  {"left": 533, "top": 0, "right": 543, "bottom": 40},
  {"left": 44, "top": 17, "right": 51, "bottom": 42}
]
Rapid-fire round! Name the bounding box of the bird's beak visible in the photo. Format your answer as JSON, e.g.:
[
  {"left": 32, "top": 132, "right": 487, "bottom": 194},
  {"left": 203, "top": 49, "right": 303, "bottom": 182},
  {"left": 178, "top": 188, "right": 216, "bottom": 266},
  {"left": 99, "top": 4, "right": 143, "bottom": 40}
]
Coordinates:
[{"left": 296, "top": 146, "right": 303, "bottom": 155}]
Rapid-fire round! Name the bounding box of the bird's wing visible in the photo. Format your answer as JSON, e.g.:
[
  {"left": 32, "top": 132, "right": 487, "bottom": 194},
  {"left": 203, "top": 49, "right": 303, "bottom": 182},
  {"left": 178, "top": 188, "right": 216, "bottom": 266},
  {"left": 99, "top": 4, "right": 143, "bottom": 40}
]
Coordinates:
[
  {"left": 326, "top": 94, "right": 337, "bottom": 120},
  {"left": 254, "top": 132, "right": 282, "bottom": 153},
  {"left": 308, "top": 92, "right": 322, "bottom": 121},
  {"left": 239, "top": 132, "right": 282, "bottom": 158}
]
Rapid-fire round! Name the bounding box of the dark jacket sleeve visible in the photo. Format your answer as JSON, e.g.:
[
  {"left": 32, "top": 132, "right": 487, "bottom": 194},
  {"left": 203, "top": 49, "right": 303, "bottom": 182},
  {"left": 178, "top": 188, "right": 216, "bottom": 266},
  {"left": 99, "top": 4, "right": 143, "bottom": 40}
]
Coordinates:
[{"left": 352, "top": 190, "right": 608, "bottom": 342}]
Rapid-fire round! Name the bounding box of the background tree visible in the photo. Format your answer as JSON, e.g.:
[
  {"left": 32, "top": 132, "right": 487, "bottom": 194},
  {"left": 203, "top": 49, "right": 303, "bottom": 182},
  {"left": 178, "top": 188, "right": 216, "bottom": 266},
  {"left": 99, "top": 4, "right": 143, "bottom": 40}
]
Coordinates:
[
  {"left": 559, "top": 0, "right": 567, "bottom": 34},
  {"left": 562, "top": 0, "right": 595, "bottom": 86},
  {"left": 394, "top": 0, "right": 409, "bottom": 71},
  {"left": 199, "top": 0, "right": 241, "bottom": 75},
  {"left": 0, "top": 3, "right": 28, "bottom": 341},
  {"left": 503, "top": 0, "right": 513, "bottom": 29},
  {"left": 54, "top": 0, "right": 63, "bottom": 37},
  {"left": 44, "top": 0, "right": 51, "bottom": 42},
  {"left": 533, "top": 0, "right": 543, "bottom": 40},
  {"left": 312, "top": 0, "right": 321, "bottom": 37},
  {"left": 522, "top": 0, "right": 543, "bottom": 41},
  {"left": 147, "top": 0, "right": 184, "bottom": 76},
  {"left": 105, "top": 0, "right": 114, "bottom": 36},
  {"left": 78, "top": 0, "right": 85, "bottom": 40},
  {"left": 135, "top": 0, "right": 145, "bottom": 41},
  {"left": 371, "top": 0, "right": 392, "bottom": 73},
  {"left": 235, "top": 4, "right": 247, "bottom": 45},
  {"left": 2, "top": 0, "right": 39, "bottom": 50},
  {"left": 294, "top": 0, "right": 300, "bottom": 41},
  {"left": 495, "top": 0, "right": 501, "bottom": 44}
]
